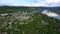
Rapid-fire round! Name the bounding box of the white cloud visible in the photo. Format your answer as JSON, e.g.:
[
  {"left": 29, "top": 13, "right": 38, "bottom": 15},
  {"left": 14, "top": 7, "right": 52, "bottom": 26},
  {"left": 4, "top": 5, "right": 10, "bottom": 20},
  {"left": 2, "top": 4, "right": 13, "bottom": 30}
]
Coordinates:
[
  {"left": 45, "top": 0, "right": 60, "bottom": 3},
  {"left": 23, "top": 0, "right": 60, "bottom": 7},
  {"left": 42, "top": 0, "right": 60, "bottom": 7},
  {"left": 0, "top": 0, "right": 60, "bottom": 7}
]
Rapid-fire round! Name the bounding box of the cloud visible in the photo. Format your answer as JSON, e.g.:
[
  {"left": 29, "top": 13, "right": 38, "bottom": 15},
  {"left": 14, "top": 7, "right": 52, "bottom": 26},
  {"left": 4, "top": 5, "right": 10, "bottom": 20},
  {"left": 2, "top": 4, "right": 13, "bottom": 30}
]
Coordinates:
[
  {"left": 34, "top": 0, "right": 60, "bottom": 7},
  {"left": 45, "top": 0, "right": 60, "bottom": 3},
  {"left": 0, "top": 0, "right": 60, "bottom": 7}
]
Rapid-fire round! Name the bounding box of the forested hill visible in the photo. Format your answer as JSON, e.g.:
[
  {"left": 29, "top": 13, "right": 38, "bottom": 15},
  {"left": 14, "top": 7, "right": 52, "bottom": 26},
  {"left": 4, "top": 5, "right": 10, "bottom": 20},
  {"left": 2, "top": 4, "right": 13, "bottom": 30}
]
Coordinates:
[
  {"left": 0, "top": 6, "right": 31, "bottom": 14},
  {"left": 0, "top": 6, "right": 60, "bottom": 14},
  {"left": 36, "top": 7, "right": 60, "bottom": 11},
  {"left": 35, "top": 7, "right": 60, "bottom": 14}
]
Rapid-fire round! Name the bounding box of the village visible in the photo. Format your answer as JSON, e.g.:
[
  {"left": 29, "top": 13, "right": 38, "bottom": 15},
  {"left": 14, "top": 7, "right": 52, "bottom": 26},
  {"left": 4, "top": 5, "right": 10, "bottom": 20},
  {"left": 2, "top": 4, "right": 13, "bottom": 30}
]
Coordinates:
[
  {"left": 0, "top": 10, "right": 60, "bottom": 34},
  {"left": 0, "top": 11, "right": 40, "bottom": 34}
]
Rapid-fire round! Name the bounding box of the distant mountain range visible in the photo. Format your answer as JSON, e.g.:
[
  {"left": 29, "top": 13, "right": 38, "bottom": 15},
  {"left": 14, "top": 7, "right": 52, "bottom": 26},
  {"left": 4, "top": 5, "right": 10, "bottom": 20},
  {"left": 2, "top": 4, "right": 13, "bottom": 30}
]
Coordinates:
[
  {"left": 34, "top": 7, "right": 60, "bottom": 14},
  {"left": 35, "top": 7, "right": 60, "bottom": 11},
  {"left": 0, "top": 6, "right": 60, "bottom": 14},
  {"left": 0, "top": 6, "right": 60, "bottom": 10}
]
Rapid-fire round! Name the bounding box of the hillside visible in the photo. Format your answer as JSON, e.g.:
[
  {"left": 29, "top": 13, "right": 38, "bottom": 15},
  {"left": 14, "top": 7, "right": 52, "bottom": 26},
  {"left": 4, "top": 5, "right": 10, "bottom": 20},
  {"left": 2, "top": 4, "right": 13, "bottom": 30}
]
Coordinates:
[
  {"left": 0, "top": 6, "right": 60, "bottom": 34},
  {"left": 0, "top": 6, "right": 60, "bottom": 14}
]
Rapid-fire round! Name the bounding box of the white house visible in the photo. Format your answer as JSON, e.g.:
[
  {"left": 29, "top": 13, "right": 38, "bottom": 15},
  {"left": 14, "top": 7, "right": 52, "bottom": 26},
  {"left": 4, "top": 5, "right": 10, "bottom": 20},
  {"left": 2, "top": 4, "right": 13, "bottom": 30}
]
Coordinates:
[{"left": 1, "top": 13, "right": 8, "bottom": 16}]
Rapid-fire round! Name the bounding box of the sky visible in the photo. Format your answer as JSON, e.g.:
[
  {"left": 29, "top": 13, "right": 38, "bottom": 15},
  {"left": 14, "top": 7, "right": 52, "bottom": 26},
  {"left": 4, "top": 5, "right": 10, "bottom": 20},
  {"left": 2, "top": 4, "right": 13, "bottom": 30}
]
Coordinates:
[{"left": 0, "top": 0, "right": 60, "bottom": 7}]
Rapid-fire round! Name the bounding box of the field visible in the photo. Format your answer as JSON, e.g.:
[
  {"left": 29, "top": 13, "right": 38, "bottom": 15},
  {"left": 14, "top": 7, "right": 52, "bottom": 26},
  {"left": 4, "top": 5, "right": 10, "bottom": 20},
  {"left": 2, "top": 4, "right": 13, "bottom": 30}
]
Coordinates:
[{"left": 0, "top": 6, "right": 60, "bottom": 34}]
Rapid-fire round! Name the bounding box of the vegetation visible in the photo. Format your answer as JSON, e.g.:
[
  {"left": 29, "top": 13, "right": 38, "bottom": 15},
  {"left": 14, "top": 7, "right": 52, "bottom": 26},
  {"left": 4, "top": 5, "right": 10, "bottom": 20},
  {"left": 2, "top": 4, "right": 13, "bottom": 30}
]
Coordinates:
[{"left": 0, "top": 6, "right": 60, "bottom": 34}]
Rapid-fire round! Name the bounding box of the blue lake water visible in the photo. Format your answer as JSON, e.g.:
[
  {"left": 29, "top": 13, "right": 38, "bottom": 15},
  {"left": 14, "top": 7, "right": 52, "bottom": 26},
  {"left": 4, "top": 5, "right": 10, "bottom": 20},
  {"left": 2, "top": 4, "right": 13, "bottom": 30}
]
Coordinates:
[{"left": 53, "top": 15, "right": 60, "bottom": 20}]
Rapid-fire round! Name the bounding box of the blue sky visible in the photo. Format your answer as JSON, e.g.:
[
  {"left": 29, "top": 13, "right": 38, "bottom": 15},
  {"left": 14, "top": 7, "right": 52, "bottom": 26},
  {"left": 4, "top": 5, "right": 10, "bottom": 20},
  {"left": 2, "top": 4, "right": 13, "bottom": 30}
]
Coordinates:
[{"left": 0, "top": 0, "right": 60, "bottom": 7}]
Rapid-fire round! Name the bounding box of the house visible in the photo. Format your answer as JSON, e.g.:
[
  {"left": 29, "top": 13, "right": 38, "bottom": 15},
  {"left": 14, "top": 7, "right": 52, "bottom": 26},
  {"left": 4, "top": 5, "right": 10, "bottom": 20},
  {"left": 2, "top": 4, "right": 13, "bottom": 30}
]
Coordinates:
[
  {"left": 41, "top": 10, "right": 60, "bottom": 20},
  {"left": 1, "top": 13, "right": 8, "bottom": 16}
]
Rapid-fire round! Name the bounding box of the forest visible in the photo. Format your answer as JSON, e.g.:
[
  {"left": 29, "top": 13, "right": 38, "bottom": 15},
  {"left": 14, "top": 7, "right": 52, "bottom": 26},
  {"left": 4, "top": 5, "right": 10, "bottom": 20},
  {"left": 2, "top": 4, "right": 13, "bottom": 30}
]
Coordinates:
[{"left": 0, "top": 6, "right": 60, "bottom": 34}]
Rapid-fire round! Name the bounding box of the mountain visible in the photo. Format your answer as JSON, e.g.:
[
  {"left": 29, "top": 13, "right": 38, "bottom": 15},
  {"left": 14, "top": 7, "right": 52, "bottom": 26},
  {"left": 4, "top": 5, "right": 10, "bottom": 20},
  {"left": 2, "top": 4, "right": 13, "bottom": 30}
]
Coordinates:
[
  {"left": 35, "top": 7, "right": 60, "bottom": 14},
  {"left": 0, "top": 6, "right": 60, "bottom": 14}
]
